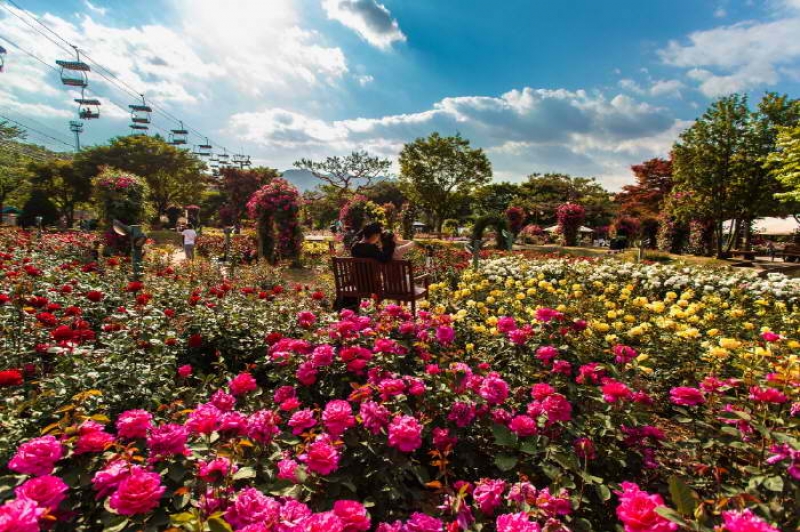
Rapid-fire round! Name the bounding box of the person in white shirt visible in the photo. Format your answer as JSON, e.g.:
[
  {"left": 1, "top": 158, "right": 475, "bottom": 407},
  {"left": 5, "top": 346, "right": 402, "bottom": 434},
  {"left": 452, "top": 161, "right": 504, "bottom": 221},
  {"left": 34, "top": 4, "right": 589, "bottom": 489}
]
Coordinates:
[
  {"left": 181, "top": 224, "right": 197, "bottom": 260},
  {"left": 381, "top": 231, "right": 415, "bottom": 260}
]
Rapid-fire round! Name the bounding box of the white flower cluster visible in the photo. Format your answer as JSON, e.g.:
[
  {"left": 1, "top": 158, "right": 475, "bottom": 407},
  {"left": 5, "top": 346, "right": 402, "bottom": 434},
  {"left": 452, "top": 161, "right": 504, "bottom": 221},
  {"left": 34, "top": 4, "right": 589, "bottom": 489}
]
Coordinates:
[{"left": 477, "top": 256, "right": 800, "bottom": 301}]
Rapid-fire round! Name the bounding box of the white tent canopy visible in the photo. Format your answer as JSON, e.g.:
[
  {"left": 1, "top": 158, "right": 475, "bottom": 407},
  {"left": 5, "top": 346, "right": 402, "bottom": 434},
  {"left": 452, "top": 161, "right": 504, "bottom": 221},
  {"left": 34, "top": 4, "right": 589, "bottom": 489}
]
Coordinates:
[
  {"left": 543, "top": 225, "right": 594, "bottom": 234},
  {"left": 723, "top": 217, "right": 800, "bottom": 236}
]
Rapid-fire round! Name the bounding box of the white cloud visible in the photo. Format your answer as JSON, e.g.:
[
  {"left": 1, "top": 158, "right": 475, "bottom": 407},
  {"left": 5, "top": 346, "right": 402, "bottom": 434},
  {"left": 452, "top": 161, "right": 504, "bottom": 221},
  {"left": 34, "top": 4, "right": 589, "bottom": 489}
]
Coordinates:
[
  {"left": 228, "top": 87, "right": 679, "bottom": 189},
  {"left": 714, "top": 7, "right": 727, "bottom": 17},
  {"left": 322, "top": 0, "right": 406, "bottom": 50},
  {"left": 83, "top": 1, "right": 107, "bottom": 16},
  {"left": 357, "top": 74, "right": 374, "bottom": 86},
  {"left": 649, "top": 79, "right": 684, "bottom": 97},
  {"left": 659, "top": 5, "right": 800, "bottom": 96},
  {"left": 619, "top": 77, "right": 684, "bottom": 98}
]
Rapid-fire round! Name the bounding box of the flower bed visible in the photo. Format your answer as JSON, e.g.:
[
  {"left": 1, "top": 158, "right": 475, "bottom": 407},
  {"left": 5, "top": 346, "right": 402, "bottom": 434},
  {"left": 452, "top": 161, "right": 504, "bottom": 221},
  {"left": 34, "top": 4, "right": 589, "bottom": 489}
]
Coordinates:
[{"left": 0, "top": 231, "right": 797, "bottom": 532}]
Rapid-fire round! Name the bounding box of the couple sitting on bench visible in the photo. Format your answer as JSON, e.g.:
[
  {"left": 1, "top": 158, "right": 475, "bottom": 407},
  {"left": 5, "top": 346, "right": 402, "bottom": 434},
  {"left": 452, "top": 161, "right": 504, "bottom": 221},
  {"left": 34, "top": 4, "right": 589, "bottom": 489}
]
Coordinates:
[
  {"left": 351, "top": 222, "right": 415, "bottom": 262},
  {"left": 332, "top": 223, "right": 429, "bottom": 314}
]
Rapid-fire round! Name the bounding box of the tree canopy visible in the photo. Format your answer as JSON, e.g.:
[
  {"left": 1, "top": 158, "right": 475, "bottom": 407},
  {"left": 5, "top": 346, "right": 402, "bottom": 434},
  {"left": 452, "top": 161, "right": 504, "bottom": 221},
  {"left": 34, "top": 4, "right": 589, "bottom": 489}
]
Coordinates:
[
  {"left": 399, "top": 132, "right": 492, "bottom": 231},
  {"left": 75, "top": 135, "right": 206, "bottom": 217},
  {"left": 294, "top": 150, "right": 391, "bottom": 200}
]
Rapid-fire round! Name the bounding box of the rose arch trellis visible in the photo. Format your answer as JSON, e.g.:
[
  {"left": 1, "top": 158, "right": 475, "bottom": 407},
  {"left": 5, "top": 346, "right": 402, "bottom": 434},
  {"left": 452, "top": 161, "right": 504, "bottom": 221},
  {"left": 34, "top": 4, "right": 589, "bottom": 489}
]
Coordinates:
[{"left": 246, "top": 178, "right": 303, "bottom": 264}]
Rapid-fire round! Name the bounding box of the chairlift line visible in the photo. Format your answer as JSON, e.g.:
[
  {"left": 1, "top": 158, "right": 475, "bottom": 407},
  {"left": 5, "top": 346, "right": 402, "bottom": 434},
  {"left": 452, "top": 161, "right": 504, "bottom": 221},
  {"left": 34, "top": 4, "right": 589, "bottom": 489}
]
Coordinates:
[{"left": 4, "top": 0, "right": 235, "bottom": 155}]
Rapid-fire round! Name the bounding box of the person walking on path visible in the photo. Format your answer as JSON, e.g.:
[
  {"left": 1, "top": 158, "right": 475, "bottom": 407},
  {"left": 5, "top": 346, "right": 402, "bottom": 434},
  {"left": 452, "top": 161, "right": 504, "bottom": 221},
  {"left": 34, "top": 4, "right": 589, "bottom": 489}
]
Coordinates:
[{"left": 181, "top": 223, "right": 197, "bottom": 261}]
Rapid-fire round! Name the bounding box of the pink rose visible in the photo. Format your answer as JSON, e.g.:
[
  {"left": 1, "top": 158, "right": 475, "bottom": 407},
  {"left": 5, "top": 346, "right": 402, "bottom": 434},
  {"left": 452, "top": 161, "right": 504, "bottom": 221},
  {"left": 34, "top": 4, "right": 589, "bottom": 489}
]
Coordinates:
[
  {"left": 323, "top": 400, "right": 355, "bottom": 437},
  {"left": 116, "top": 409, "right": 153, "bottom": 439},
  {"left": 669, "top": 387, "right": 706, "bottom": 406},
  {"left": 404, "top": 512, "right": 443, "bottom": 532},
  {"left": 333, "top": 500, "right": 371, "bottom": 532},
  {"left": 301, "top": 512, "right": 344, "bottom": 532},
  {"left": 225, "top": 488, "right": 281, "bottom": 529},
  {"left": 359, "top": 401, "right": 390, "bottom": 434},
  {"left": 229, "top": 372, "right": 258, "bottom": 396},
  {"left": 277, "top": 459, "right": 301, "bottom": 483},
  {"left": 8, "top": 436, "right": 63, "bottom": 476},
  {"left": 288, "top": 409, "right": 317, "bottom": 435},
  {"left": 109, "top": 467, "right": 165, "bottom": 516},
  {"left": 92, "top": 460, "right": 131, "bottom": 499},
  {"left": 186, "top": 403, "right": 222, "bottom": 435},
  {"left": 247, "top": 410, "right": 282, "bottom": 444},
  {"left": 177, "top": 364, "right": 193, "bottom": 378},
  {"left": 473, "top": 478, "right": 506, "bottom": 515},
  {"left": 299, "top": 439, "right": 340, "bottom": 475},
  {"left": 601, "top": 380, "right": 632, "bottom": 403},
  {"left": 15, "top": 475, "right": 68, "bottom": 510},
  {"left": 721, "top": 509, "right": 780, "bottom": 532},
  {"left": 388, "top": 415, "right": 423, "bottom": 453},
  {"left": 478, "top": 374, "right": 510, "bottom": 405},
  {"left": 435, "top": 326, "right": 455, "bottom": 345},
  {"left": 615, "top": 482, "right": 677, "bottom": 532},
  {"left": 147, "top": 423, "right": 189, "bottom": 462},
  {"left": 197, "top": 457, "right": 236, "bottom": 483},
  {"left": 0, "top": 498, "right": 45, "bottom": 532},
  {"left": 496, "top": 513, "right": 541, "bottom": 532},
  {"left": 509, "top": 415, "right": 538, "bottom": 437}
]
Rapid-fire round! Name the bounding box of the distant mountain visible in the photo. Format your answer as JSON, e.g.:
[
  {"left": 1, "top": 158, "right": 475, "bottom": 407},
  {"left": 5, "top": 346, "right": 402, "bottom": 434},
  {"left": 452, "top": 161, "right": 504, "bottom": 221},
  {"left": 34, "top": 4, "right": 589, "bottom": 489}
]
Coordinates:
[
  {"left": 280, "top": 169, "right": 319, "bottom": 192},
  {"left": 280, "top": 168, "right": 389, "bottom": 193}
]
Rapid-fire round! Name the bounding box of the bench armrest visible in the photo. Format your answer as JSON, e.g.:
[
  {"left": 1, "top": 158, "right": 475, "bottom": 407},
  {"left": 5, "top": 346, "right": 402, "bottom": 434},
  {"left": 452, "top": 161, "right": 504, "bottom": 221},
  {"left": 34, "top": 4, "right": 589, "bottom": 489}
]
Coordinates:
[{"left": 414, "top": 273, "right": 430, "bottom": 288}]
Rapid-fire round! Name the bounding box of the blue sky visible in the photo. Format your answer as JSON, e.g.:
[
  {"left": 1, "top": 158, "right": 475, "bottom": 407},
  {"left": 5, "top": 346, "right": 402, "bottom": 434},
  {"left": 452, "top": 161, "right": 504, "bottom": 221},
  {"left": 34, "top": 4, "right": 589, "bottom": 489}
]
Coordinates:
[{"left": 1, "top": 0, "right": 799, "bottom": 189}]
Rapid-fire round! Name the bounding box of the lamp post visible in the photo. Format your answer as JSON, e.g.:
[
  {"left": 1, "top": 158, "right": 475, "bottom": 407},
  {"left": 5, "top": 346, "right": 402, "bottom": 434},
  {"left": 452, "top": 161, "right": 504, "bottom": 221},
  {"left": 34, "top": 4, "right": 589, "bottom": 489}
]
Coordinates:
[
  {"left": 35, "top": 216, "right": 43, "bottom": 238},
  {"left": 113, "top": 220, "right": 147, "bottom": 281}
]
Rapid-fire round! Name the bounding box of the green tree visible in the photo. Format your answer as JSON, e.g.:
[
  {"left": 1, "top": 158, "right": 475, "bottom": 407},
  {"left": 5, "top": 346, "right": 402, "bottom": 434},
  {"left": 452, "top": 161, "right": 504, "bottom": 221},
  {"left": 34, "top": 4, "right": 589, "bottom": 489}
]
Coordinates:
[
  {"left": 672, "top": 95, "right": 751, "bottom": 257},
  {"left": 398, "top": 132, "right": 492, "bottom": 232},
  {"left": 19, "top": 189, "right": 59, "bottom": 227},
  {"left": 515, "top": 173, "right": 615, "bottom": 227},
  {"left": 27, "top": 159, "right": 92, "bottom": 227},
  {"left": 75, "top": 135, "right": 206, "bottom": 217},
  {"left": 770, "top": 124, "right": 800, "bottom": 209},
  {"left": 365, "top": 179, "right": 407, "bottom": 207},
  {"left": 0, "top": 122, "right": 32, "bottom": 219},
  {"left": 294, "top": 150, "right": 391, "bottom": 200},
  {"left": 673, "top": 93, "right": 799, "bottom": 256},
  {"left": 472, "top": 182, "right": 521, "bottom": 216}
]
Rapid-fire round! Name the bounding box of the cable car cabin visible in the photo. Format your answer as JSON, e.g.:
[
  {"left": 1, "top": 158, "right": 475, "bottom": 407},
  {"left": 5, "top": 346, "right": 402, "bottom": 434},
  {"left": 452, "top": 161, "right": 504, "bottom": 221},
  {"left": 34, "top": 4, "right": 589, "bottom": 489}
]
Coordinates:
[
  {"left": 0, "top": 45, "right": 6, "bottom": 72},
  {"left": 75, "top": 97, "right": 101, "bottom": 120},
  {"left": 192, "top": 140, "right": 212, "bottom": 157},
  {"left": 217, "top": 150, "right": 230, "bottom": 162},
  {"left": 169, "top": 122, "right": 188, "bottom": 145},
  {"left": 129, "top": 123, "right": 149, "bottom": 135},
  {"left": 129, "top": 104, "right": 152, "bottom": 124},
  {"left": 56, "top": 59, "right": 90, "bottom": 88}
]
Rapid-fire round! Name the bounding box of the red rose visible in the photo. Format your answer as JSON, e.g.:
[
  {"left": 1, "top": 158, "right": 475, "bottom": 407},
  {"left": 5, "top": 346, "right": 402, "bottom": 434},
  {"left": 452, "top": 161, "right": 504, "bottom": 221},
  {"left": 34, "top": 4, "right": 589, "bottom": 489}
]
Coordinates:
[
  {"left": 188, "top": 334, "right": 204, "bottom": 348},
  {"left": 0, "top": 369, "right": 24, "bottom": 387},
  {"left": 86, "top": 290, "right": 104, "bottom": 302},
  {"left": 51, "top": 325, "right": 74, "bottom": 342},
  {"left": 125, "top": 281, "right": 144, "bottom": 293}
]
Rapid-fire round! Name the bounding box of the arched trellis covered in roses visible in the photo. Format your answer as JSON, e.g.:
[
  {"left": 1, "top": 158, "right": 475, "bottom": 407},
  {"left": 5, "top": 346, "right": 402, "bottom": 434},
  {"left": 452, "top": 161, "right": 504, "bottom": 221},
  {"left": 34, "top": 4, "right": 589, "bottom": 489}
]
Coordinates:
[{"left": 246, "top": 178, "right": 303, "bottom": 264}]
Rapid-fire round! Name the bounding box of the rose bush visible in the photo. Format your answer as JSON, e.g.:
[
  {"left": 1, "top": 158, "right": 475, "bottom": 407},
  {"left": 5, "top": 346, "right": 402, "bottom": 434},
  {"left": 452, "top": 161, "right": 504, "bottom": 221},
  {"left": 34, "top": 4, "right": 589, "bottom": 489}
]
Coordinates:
[{"left": 0, "top": 229, "right": 797, "bottom": 531}]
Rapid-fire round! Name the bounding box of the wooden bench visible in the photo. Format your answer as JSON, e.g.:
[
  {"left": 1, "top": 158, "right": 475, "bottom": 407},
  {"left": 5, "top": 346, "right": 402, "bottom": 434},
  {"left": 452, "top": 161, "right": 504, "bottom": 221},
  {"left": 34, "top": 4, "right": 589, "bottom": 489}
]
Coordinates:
[
  {"left": 331, "top": 257, "right": 430, "bottom": 315},
  {"left": 729, "top": 249, "right": 756, "bottom": 260},
  {"left": 780, "top": 243, "right": 800, "bottom": 262}
]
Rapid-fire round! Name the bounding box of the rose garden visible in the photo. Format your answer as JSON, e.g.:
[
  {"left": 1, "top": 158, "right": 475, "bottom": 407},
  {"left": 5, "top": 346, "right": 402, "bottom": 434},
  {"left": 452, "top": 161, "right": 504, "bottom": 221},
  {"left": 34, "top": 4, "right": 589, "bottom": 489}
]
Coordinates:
[{"left": 1, "top": 96, "right": 799, "bottom": 532}]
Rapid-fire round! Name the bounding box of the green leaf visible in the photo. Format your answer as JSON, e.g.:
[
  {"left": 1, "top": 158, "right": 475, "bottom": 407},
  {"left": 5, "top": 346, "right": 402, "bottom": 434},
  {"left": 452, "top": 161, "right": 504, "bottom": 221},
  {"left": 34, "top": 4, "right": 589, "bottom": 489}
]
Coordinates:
[
  {"left": 170, "top": 512, "right": 195, "bottom": 525},
  {"left": 520, "top": 440, "right": 539, "bottom": 455},
  {"left": 655, "top": 506, "right": 690, "bottom": 527},
  {"left": 233, "top": 467, "right": 256, "bottom": 480},
  {"left": 492, "top": 424, "right": 518, "bottom": 447},
  {"left": 102, "top": 516, "right": 129, "bottom": 532},
  {"left": 668, "top": 476, "right": 697, "bottom": 516},
  {"left": 208, "top": 516, "right": 233, "bottom": 532},
  {"left": 595, "top": 484, "right": 611, "bottom": 501},
  {"left": 494, "top": 454, "right": 518, "bottom": 471},
  {"left": 763, "top": 476, "right": 784, "bottom": 492}
]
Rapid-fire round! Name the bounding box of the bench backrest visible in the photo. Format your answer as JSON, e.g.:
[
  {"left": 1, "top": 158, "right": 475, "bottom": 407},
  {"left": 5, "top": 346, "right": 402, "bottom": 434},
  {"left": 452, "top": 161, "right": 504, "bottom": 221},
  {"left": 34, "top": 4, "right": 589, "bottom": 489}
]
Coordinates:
[{"left": 331, "top": 258, "right": 416, "bottom": 298}]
